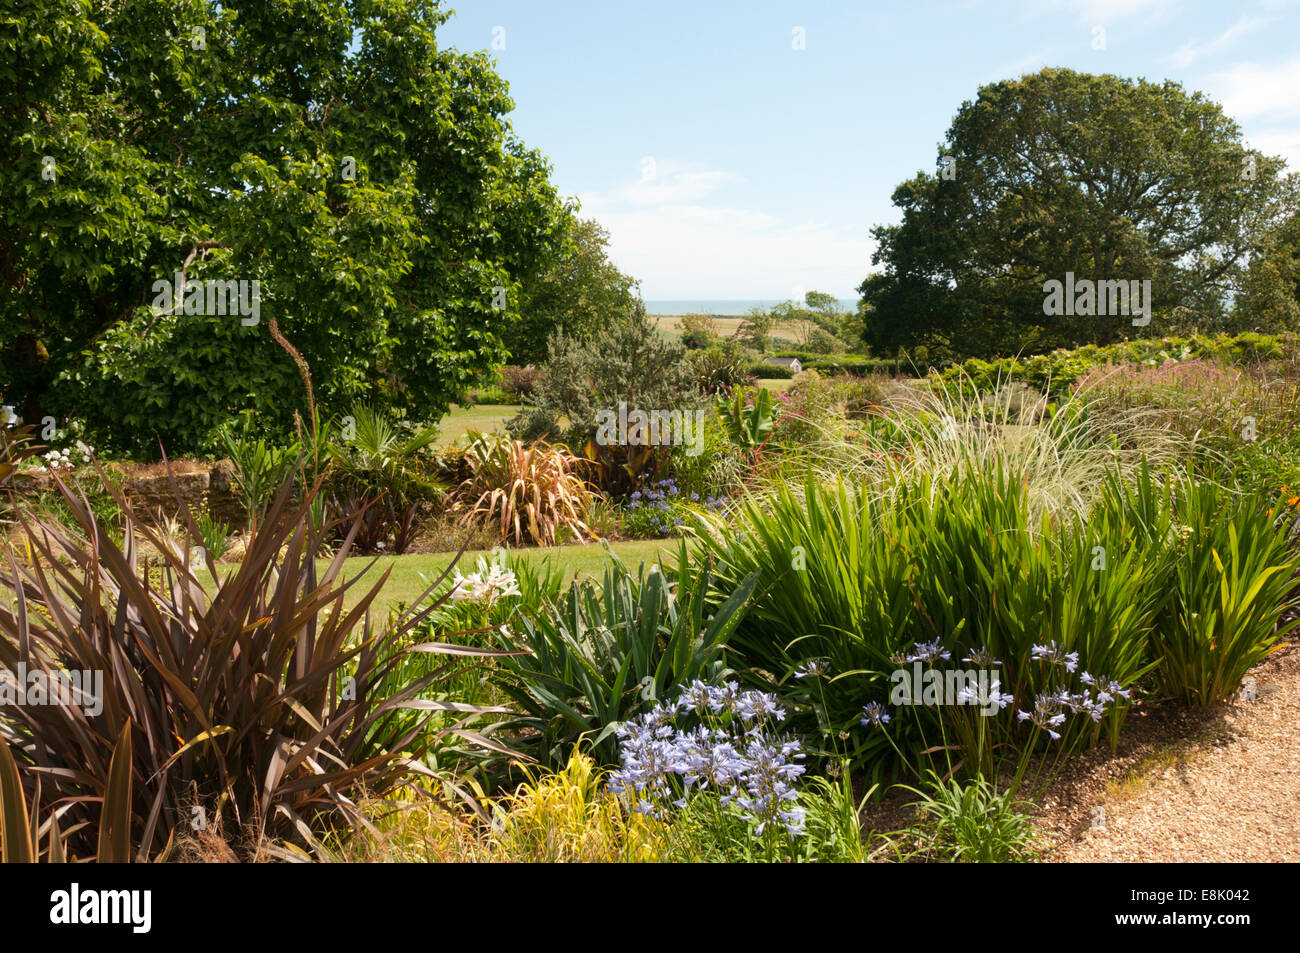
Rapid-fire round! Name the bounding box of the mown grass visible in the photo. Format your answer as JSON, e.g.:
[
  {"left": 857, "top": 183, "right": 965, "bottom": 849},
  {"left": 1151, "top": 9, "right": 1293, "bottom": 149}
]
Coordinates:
[
  {"left": 436, "top": 403, "right": 521, "bottom": 447},
  {"left": 200, "top": 537, "right": 682, "bottom": 619}
]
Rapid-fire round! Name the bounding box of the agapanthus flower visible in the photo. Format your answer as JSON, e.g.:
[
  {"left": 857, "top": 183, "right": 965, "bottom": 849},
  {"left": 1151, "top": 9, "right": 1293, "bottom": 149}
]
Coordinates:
[
  {"left": 907, "top": 639, "right": 951, "bottom": 664},
  {"left": 1017, "top": 692, "right": 1068, "bottom": 740},
  {"left": 1030, "top": 640, "right": 1079, "bottom": 673},
  {"left": 794, "top": 658, "right": 830, "bottom": 679},
  {"left": 611, "top": 682, "right": 807, "bottom": 838},
  {"left": 860, "top": 701, "right": 891, "bottom": 727},
  {"left": 961, "top": 647, "right": 1002, "bottom": 668}
]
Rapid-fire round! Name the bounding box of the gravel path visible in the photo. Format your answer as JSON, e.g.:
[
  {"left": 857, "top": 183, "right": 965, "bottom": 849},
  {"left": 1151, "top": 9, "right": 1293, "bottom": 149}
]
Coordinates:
[{"left": 1048, "top": 643, "right": 1300, "bottom": 862}]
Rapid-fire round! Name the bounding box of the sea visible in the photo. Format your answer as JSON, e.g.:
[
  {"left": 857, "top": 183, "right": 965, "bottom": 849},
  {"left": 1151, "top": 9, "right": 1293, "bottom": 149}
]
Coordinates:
[{"left": 644, "top": 299, "right": 857, "bottom": 316}]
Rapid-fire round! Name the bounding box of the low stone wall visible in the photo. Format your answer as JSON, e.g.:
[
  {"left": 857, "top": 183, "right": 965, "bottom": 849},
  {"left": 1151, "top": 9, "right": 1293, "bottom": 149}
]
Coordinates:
[{"left": 5, "top": 464, "right": 248, "bottom": 530}]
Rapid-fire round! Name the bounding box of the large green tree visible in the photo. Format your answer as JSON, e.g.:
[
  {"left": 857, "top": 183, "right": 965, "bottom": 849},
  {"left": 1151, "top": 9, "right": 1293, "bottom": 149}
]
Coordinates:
[
  {"left": 512, "top": 214, "right": 639, "bottom": 365},
  {"left": 1, "top": 0, "right": 567, "bottom": 456},
  {"left": 859, "top": 68, "right": 1298, "bottom": 361}
]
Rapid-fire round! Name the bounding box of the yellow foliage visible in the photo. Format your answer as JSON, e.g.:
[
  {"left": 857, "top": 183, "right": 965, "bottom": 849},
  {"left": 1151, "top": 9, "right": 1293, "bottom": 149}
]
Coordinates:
[{"left": 346, "top": 751, "right": 671, "bottom": 863}]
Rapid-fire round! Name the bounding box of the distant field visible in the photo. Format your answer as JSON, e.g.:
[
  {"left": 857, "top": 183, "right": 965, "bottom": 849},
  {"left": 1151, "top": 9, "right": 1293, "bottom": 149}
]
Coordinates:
[{"left": 653, "top": 314, "right": 815, "bottom": 344}]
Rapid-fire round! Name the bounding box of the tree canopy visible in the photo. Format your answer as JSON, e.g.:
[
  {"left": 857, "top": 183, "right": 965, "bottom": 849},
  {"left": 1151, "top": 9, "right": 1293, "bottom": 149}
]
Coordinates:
[
  {"left": 1, "top": 0, "right": 568, "bottom": 456},
  {"left": 512, "top": 215, "right": 640, "bottom": 365},
  {"left": 858, "top": 68, "right": 1299, "bottom": 361}
]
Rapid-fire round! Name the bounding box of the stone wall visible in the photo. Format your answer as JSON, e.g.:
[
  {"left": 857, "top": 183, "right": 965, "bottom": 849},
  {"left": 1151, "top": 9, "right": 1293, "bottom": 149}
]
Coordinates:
[{"left": 6, "top": 465, "right": 248, "bottom": 530}]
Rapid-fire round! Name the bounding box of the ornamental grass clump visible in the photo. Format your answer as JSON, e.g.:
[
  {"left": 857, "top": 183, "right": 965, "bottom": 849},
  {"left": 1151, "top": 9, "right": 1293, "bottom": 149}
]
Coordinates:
[
  {"left": 609, "top": 680, "right": 807, "bottom": 852},
  {"left": 452, "top": 432, "right": 596, "bottom": 547}
]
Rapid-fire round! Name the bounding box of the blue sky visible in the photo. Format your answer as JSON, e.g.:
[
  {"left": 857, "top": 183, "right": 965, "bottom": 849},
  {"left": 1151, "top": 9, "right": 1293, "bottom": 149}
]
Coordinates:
[{"left": 438, "top": 0, "right": 1300, "bottom": 300}]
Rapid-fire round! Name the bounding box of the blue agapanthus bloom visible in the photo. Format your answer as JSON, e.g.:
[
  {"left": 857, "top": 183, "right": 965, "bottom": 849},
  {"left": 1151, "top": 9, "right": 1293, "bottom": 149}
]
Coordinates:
[
  {"left": 610, "top": 680, "right": 806, "bottom": 838},
  {"left": 860, "top": 701, "right": 891, "bottom": 727}
]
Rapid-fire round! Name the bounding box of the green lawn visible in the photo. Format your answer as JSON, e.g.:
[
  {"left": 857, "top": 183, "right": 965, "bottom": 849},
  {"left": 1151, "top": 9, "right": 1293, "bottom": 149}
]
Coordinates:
[
  {"left": 436, "top": 403, "right": 521, "bottom": 446},
  {"left": 203, "top": 537, "right": 684, "bottom": 620}
]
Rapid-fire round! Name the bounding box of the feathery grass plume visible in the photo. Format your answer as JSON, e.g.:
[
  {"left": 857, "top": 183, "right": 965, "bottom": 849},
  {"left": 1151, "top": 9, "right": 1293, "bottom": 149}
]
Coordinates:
[{"left": 776, "top": 367, "right": 1192, "bottom": 522}]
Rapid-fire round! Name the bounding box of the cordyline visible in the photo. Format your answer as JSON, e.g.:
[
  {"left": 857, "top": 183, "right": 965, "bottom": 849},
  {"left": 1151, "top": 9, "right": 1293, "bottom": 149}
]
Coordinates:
[{"left": 0, "top": 459, "right": 518, "bottom": 861}]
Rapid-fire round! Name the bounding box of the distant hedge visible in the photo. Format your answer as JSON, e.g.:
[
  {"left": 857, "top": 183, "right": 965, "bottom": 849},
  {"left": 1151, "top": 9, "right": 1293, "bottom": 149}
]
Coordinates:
[
  {"left": 933, "top": 332, "right": 1297, "bottom": 396},
  {"left": 767, "top": 351, "right": 914, "bottom": 376},
  {"left": 750, "top": 360, "right": 795, "bottom": 379}
]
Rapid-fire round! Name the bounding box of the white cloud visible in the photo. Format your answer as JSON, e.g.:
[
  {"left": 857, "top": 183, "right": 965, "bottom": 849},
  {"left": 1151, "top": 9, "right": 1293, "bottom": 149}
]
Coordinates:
[
  {"left": 1245, "top": 129, "right": 1300, "bottom": 172},
  {"left": 579, "top": 165, "right": 874, "bottom": 299},
  {"left": 1204, "top": 57, "right": 1300, "bottom": 120},
  {"left": 1159, "top": 16, "right": 1271, "bottom": 69},
  {"left": 1021, "top": 0, "right": 1175, "bottom": 25}
]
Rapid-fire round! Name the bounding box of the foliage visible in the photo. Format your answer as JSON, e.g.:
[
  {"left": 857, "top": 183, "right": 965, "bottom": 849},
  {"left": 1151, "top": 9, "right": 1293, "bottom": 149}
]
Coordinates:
[
  {"left": 860, "top": 68, "right": 1298, "bottom": 360},
  {"left": 326, "top": 405, "right": 444, "bottom": 554},
  {"left": 679, "top": 314, "right": 719, "bottom": 350},
  {"left": 1099, "top": 471, "right": 1300, "bottom": 705},
  {"left": 508, "top": 301, "right": 699, "bottom": 449},
  {"left": 750, "top": 360, "right": 795, "bottom": 379},
  {"left": 218, "top": 421, "right": 301, "bottom": 532},
  {"left": 688, "top": 341, "right": 752, "bottom": 395},
  {"left": 691, "top": 469, "right": 1163, "bottom": 779},
  {"left": 1, "top": 724, "right": 136, "bottom": 862},
  {"left": 619, "top": 478, "right": 727, "bottom": 538},
  {"left": 936, "top": 332, "right": 1296, "bottom": 398},
  {"left": 451, "top": 432, "right": 595, "bottom": 547},
  {"left": 197, "top": 512, "right": 231, "bottom": 562},
  {"left": 498, "top": 365, "right": 540, "bottom": 401},
  {"left": 899, "top": 773, "right": 1037, "bottom": 863},
  {"left": 0, "top": 463, "right": 504, "bottom": 860},
  {"left": 717, "top": 386, "right": 775, "bottom": 452},
  {"left": 512, "top": 216, "right": 641, "bottom": 365},
  {"left": 1075, "top": 356, "right": 1300, "bottom": 494},
  {"left": 3, "top": 0, "right": 567, "bottom": 456},
  {"left": 490, "top": 545, "right": 758, "bottom": 769},
  {"left": 609, "top": 682, "right": 808, "bottom": 858},
  {"left": 736, "top": 307, "right": 776, "bottom": 352}
]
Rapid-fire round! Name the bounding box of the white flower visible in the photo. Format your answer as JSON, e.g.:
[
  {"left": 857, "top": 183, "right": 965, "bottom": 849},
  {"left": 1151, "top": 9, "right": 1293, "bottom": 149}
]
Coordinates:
[{"left": 449, "top": 560, "right": 521, "bottom": 605}]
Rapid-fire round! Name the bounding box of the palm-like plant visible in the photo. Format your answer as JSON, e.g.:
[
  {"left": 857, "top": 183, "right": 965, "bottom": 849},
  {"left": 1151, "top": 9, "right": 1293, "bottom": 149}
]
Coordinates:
[{"left": 327, "top": 405, "right": 444, "bottom": 554}]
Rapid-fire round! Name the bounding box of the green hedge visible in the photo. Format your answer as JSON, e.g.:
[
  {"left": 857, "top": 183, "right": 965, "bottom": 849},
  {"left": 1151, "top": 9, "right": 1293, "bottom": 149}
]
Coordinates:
[
  {"left": 750, "top": 360, "right": 795, "bottom": 379},
  {"left": 767, "top": 351, "right": 913, "bottom": 376},
  {"left": 934, "top": 332, "right": 1297, "bottom": 396}
]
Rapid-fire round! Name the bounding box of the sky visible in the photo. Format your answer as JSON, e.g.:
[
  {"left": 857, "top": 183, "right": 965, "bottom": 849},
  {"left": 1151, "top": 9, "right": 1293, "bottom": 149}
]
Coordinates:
[{"left": 437, "top": 0, "right": 1300, "bottom": 301}]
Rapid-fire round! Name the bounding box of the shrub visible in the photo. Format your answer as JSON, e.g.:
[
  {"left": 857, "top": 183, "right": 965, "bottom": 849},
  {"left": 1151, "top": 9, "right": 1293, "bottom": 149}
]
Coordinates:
[
  {"left": 343, "top": 750, "right": 672, "bottom": 862},
  {"left": 749, "top": 360, "right": 794, "bottom": 379},
  {"left": 619, "top": 478, "right": 727, "bottom": 538},
  {"left": 509, "top": 302, "right": 700, "bottom": 449},
  {"left": 218, "top": 419, "right": 300, "bottom": 531},
  {"left": 678, "top": 314, "right": 718, "bottom": 350},
  {"left": 490, "top": 544, "right": 758, "bottom": 769},
  {"left": 451, "top": 433, "right": 596, "bottom": 546},
  {"left": 609, "top": 681, "right": 809, "bottom": 857},
  {"left": 1099, "top": 470, "right": 1300, "bottom": 705},
  {"left": 899, "top": 773, "right": 1037, "bottom": 863},
  {"left": 692, "top": 469, "right": 1159, "bottom": 780},
  {"left": 326, "top": 405, "right": 444, "bottom": 554},
  {"left": 499, "top": 365, "right": 539, "bottom": 400},
  {"left": 688, "top": 341, "right": 752, "bottom": 395},
  {"left": 0, "top": 465, "right": 504, "bottom": 860}
]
